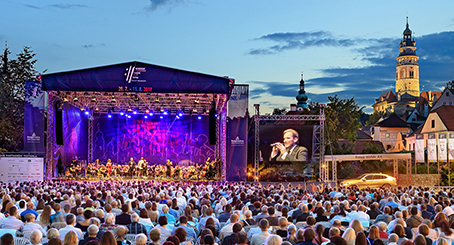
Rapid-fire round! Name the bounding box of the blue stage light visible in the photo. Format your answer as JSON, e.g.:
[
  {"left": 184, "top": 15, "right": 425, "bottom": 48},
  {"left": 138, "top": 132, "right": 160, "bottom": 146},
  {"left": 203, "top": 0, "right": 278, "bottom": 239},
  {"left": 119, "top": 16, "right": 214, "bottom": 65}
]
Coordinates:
[
  {"left": 176, "top": 116, "right": 180, "bottom": 119},
  {"left": 215, "top": 113, "right": 218, "bottom": 118},
  {"left": 163, "top": 111, "right": 168, "bottom": 115},
  {"left": 178, "top": 112, "right": 183, "bottom": 117},
  {"left": 133, "top": 111, "right": 137, "bottom": 115},
  {"left": 149, "top": 112, "right": 154, "bottom": 116},
  {"left": 108, "top": 114, "right": 112, "bottom": 118},
  {"left": 159, "top": 116, "right": 164, "bottom": 119},
  {"left": 120, "top": 112, "right": 124, "bottom": 116},
  {"left": 127, "top": 115, "right": 131, "bottom": 119},
  {"left": 84, "top": 111, "right": 89, "bottom": 115},
  {"left": 197, "top": 116, "right": 202, "bottom": 120},
  {"left": 144, "top": 115, "right": 148, "bottom": 119}
]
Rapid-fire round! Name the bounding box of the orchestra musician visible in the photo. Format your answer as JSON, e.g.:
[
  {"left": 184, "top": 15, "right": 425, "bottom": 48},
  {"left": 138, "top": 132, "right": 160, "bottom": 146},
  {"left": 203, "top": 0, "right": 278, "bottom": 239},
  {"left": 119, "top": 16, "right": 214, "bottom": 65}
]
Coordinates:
[
  {"left": 138, "top": 157, "right": 147, "bottom": 177},
  {"left": 106, "top": 159, "right": 113, "bottom": 177},
  {"left": 166, "top": 160, "right": 173, "bottom": 178},
  {"left": 128, "top": 157, "right": 136, "bottom": 178}
]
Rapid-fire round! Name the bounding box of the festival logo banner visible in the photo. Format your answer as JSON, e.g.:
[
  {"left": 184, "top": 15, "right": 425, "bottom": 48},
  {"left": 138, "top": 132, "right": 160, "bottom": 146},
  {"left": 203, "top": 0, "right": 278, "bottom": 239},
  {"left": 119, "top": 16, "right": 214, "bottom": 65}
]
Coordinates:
[
  {"left": 427, "top": 134, "right": 437, "bottom": 163},
  {"left": 227, "top": 85, "right": 248, "bottom": 181},
  {"left": 23, "top": 81, "right": 46, "bottom": 155},
  {"left": 449, "top": 133, "right": 454, "bottom": 162},
  {"left": 415, "top": 134, "right": 425, "bottom": 163},
  {"left": 438, "top": 133, "right": 447, "bottom": 162}
]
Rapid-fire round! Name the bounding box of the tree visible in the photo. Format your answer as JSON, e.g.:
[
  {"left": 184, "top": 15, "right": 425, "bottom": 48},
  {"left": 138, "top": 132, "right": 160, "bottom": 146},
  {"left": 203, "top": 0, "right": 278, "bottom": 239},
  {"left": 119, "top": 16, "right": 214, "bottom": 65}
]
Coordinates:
[
  {"left": 325, "top": 95, "right": 364, "bottom": 154},
  {"left": 366, "top": 111, "right": 388, "bottom": 126},
  {"left": 272, "top": 108, "right": 287, "bottom": 115},
  {"left": 0, "top": 45, "right": 42, "bottom": 151}
]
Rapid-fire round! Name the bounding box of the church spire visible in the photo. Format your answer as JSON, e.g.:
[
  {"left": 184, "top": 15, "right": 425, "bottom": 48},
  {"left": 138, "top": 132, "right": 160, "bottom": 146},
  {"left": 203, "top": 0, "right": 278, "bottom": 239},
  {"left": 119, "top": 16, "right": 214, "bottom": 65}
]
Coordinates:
[{"left": 296, "top": 72, "right": 308, "bottom": 110}]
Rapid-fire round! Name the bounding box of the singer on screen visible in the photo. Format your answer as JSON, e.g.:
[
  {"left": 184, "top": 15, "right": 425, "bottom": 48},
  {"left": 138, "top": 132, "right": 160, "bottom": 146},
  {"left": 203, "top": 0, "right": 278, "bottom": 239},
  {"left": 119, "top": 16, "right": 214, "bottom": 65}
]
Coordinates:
[{"left": 269, "top": 128, "right": 308, "bottom": 162}]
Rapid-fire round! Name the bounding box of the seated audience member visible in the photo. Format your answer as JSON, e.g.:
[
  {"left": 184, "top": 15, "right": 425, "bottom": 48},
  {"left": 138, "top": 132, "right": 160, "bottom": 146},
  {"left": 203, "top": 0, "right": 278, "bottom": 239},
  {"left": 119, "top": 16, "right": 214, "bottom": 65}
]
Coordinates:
[
  {"left": 76, "top": 210, "right": 93, "bottom": 232},
  {"left": 157, "top": 215, "right": 172, "bottom": 244},
  {"left": 126, "top": 213, "right": 148, "bottom": 236},
  {"left": 79, "top": 225, "right": 100, "bottom": 245},
  {"left": 115, "top": 226, "right": 130, "bottom": 245},
  {"left": 314, "top": 224, "right": 329, "bottom": 245},
  {"left": 264, "top": 235, "right": 282, "bottom": 245},
  {"left": 251, "top": 219, "right": 271, "bottom": 245},
  {"left": 0, "top": 206, "right": 23, "bottom": 229},
  {"left": 1, "top": 233, "right": 14, "bottom": 245},
  {"left": 99, "top": 231, "right": 116, "bottom": 245},
  {"left": 418, "top": 224, "right": 432, "bottom": 245},
  {"left": 172, "top": 216, "right": 196, "bottom": 243},
  {"left": 116, "top": 204, "right": 132, "bottom": 226},
  {"left": 63, "top": 231, "right": 79, "bottom": 245},
  {"left": 20, "top": 213, "right": 47, "bottom": 235},
  {"left": 222, "top": 223, "right": 242, "bottom": 245},
  {"left": 30, "top": 230, "right": 43, "bottom": 245},
  {"left": 59, "top": 214, "right": 83, "bottom": 240},
  {"left": 134, "top": 234, "right": 148, "bottom": 245},
  {"left": 149, "top": 228, "right": 161, "bottom": 245},
  {"left": 275, "top": 217, "right": 288, "bottom": 238}
]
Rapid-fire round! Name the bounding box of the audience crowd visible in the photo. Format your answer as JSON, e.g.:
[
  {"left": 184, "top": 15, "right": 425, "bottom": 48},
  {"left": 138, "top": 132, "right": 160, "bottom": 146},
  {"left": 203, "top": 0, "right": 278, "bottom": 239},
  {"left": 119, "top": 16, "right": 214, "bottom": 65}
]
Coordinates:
[{"left": 0, "top": 180, "right": 452, "bottom": 245}]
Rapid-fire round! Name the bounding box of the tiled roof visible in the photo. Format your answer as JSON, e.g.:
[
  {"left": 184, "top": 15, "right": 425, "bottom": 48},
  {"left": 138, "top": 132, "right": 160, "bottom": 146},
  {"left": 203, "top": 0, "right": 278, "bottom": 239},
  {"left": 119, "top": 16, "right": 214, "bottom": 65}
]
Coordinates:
[
  {"left": 432, "top": 105, "right": 454, "bottom": 131},
  {"left": 376, "top": 114, "right": 408, "bottom": 128}
]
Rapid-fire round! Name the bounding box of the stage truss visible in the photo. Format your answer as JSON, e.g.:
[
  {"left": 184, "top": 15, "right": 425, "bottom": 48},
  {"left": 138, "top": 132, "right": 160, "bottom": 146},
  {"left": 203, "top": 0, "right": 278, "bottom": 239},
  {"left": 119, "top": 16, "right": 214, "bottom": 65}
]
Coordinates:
[
  {"left": 45, "top": 91, "right": 229, "bottom": 181},
  {"left": 253, "top": 104, "right": 328, "bottom": 182}
]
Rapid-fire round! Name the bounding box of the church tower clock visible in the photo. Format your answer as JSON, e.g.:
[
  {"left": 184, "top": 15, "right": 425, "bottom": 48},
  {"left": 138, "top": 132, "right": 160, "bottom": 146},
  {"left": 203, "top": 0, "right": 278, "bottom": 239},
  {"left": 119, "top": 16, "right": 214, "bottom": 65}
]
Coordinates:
[{"left": 396, "top": 17, "right": 419, "bottom": 98}]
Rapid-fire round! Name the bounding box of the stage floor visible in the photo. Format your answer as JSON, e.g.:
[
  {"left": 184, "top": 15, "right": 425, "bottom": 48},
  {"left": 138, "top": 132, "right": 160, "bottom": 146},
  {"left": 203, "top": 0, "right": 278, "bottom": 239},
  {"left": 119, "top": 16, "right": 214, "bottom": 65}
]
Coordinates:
[{"left": 54, "top": 176, "right": 221, "bottom": 182}]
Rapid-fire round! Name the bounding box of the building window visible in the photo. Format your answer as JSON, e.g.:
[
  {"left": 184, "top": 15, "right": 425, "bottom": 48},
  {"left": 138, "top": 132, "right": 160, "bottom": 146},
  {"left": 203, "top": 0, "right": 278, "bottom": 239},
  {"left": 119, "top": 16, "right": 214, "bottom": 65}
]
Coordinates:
[
  {"left": 447, "top": 92, "right": 450, "bottom": 97},
  {"left": 387, "top": 145, "right": 392, "bottom": 150},
  {"left": 432, "top": 120, "right": 435, "bottom": 128},
  {"left": 386, "top": 133, "right": 390, "bottom": 138},
  {"left": 409, "top": 71, "right": 414, "bottom": 78}
]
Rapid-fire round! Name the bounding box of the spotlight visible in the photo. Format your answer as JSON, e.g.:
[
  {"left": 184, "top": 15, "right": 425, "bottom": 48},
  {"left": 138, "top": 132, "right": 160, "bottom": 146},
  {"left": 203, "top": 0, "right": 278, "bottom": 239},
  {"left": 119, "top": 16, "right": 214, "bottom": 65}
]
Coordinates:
[
  {"left": 91, "top": 96, "right": 96, "bottom": 102},
  {"left": 176, "top": 115, "right": 180, "bottom": 119},
  {"left": 155, "top": 97, "right": 160, "bottom": 103},
  {"left": 159, "top": 116, "right": 164, "bottom": 119},
  {"left": 127, "top": 108, "right": 132, "bottom": 112},
  {"left": 108, "top": 114, "right": 112, "bottom": 118},
  {"left": 163, "top": 111, "right": 168, "bottom": 115},
  {"left": 197, "top": 115, "right": 202, "bottom": 120},
  {"left": 127, "top": 115, "right": 131, "bottom": 119},
  {"left": 160, "top": 108, "right": 164, "bottom": 112},
  {"left": 145, "top": 109, "right": 150, "bottom": 113},
  {"left": 149, "top": 112, "right": 154, "bottom": 116},
  {"left": 178, "top": 112, "right": 183, "bottom": 117},
  {"left": 194, "top": 98, "right": 199, "bottom": 104},
  {"left": 144, "top": 115, "right": 148, "bottom": 119},
  {"left": 84, "top": 110, "right": 90, "bottom": 115},
  {"left": 176, "top": 97, "right": 181, "bottom": 104},
  {"left": 95, "top": 107, "right": 99, "bottom": 112},
  {"left": 133, "top": 111, "right": 137, "bottom": 115},
  {"left": 215, "top": 113, "right": 218, "bottom": 118},
  {"left": 63, "top": 98, "right": 69, "bottom": 103},
  {"left": 192, "top": 108, "right": 197, "bottom": 113},
  {"left": 73, "top": 97, "right": 78, "bottom": 102},
  {"left": 111, "top": 96, "right": 116, "bottom": 103},
  {"left": 80, "top": 107, "right": 85, "bottom": 112},
  {"left": 120, "top": 111, "right": 124, "bottom": 116}
]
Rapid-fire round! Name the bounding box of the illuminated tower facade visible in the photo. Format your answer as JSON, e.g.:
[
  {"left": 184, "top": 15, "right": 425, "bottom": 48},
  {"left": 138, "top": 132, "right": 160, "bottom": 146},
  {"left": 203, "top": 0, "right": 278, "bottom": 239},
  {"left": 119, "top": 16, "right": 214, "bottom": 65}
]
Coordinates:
[{"left": 396, "top": 17, "right": 419, "bottom": 98}]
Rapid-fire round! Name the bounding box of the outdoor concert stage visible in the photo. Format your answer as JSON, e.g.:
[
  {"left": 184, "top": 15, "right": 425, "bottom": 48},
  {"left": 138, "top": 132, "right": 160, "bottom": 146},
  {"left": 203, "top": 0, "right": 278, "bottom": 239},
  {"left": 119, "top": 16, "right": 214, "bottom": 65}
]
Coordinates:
[{"left": 35, "top": 61, "right": 248, "bottom": 182}]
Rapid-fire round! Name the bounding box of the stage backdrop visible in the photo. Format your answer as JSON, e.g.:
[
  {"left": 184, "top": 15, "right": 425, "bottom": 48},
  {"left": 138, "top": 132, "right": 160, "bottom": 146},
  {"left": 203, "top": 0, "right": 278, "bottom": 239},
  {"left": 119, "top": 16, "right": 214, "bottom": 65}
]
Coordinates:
[{"left": 92, "top": 115, "right": 215, "bottom": 166}]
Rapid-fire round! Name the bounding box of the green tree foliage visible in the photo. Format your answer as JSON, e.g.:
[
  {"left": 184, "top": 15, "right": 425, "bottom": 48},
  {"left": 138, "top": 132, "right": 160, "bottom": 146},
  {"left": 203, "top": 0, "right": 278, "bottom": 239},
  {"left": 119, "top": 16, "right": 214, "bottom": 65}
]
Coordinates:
[
  {"left": 325, "top": 95, "right": 364, "bottom": 154},
  {"left": 366, "top": 111, "right": 388, "bottom": 126},
  {"left": 0, "top": 45, "right": 42, "bottom": 151},
  {"left": 272, "top": 108, "right": 287, "bottom": 115},
  {"left": 446, "top": 80, "right": 454, "bottom": 90}
]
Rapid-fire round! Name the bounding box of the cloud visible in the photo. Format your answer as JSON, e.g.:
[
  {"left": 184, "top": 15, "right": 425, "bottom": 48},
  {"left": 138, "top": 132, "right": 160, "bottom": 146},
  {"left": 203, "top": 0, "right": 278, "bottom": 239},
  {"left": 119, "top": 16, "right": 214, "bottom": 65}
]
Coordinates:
[
  {"left": 49, "top": 4, "right": 88, "bottom": 9},
  {"left": 82, "top": 43, "right": 106, "bottom": 48},
  {"left": 23, "top": 4, "right": 42, "bottom": 9},
  {"left": 23, "top": 3, "right": 88, "bottom": 10},
  {"left": 248, "top": 31, "right": 362, "bottom": 55},
  {"left": 248, "top": 31, "right": 454, "bottom": 113},
  {"left": 146, "top": 0, "right": 183, "bottom": 11}
]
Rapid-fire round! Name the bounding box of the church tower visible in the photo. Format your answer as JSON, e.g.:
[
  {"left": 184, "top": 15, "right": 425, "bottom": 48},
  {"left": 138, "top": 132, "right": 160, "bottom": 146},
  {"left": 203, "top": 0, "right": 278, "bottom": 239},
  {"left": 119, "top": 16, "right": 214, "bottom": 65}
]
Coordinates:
[{"left": 395, "top": 17, "right": 419, "bottom": 99}]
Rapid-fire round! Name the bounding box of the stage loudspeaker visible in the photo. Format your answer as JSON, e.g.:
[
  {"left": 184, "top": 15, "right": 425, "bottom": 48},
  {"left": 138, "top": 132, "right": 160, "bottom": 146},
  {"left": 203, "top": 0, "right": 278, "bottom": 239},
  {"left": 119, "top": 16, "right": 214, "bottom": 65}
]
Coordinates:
[
  {"left": 55, "top": 104, "right": 64, "bottom": 145},
  {"left": 209, "top": 110, "right": 216, "bottom": 145}
]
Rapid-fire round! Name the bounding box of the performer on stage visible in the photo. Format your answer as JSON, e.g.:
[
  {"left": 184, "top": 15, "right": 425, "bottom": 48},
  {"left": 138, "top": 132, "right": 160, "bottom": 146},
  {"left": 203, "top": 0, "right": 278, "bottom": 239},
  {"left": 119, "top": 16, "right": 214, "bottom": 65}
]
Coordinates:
[
  {"left": 106, "top": 159, "right": 113, "bottom": 177},
  {"left": 270, "top": 128, "right": 308, "bottom": 163},
  {"left": 138, "top": 157, "right": 147, "bottom": 177},
  {"left": 166, "top": 160, "right": 173, "bottom": 178},
  {"left": 128, "top": 157, "right": 136, "bottom": 177}
]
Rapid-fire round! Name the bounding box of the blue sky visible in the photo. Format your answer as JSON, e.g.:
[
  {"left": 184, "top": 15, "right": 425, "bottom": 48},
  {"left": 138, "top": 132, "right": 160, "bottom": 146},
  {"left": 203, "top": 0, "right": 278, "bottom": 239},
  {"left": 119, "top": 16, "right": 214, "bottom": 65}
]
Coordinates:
[{"left": 1, "top": 0, "right": 454, "bottom": 113}]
